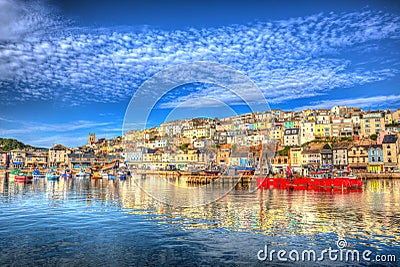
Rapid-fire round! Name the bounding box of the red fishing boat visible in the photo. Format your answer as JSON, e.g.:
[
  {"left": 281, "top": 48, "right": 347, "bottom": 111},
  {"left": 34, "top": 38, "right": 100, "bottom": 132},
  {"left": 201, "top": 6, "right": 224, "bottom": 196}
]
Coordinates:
[{"left": 257, "top": 166, "right": 362, "bottom": 192}]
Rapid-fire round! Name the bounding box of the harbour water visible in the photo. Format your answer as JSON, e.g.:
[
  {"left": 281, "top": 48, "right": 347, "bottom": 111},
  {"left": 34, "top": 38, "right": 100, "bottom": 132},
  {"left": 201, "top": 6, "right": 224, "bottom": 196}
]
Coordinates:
[{"left": 0, "top": 176, "right": 399, "bottom": 266}]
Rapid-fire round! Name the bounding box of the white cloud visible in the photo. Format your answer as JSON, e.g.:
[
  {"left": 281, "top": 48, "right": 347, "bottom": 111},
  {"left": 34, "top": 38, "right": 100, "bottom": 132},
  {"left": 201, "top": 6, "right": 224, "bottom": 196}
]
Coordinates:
[{"left": 0, "top": 2, "right": 399, "bottom": 109}]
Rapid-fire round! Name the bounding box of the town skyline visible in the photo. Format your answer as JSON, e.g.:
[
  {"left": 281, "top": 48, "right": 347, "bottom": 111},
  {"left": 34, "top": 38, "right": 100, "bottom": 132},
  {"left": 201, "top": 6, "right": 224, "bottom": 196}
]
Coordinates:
[{"left": 1, "top": 0, "right": 400, "bottom": 148}]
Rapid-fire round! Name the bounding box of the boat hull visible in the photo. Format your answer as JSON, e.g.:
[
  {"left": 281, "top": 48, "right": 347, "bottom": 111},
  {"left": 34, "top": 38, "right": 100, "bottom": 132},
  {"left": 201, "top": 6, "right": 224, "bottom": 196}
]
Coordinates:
[{"left": 257, "top": 176, "right": 363, "bottom": 191}]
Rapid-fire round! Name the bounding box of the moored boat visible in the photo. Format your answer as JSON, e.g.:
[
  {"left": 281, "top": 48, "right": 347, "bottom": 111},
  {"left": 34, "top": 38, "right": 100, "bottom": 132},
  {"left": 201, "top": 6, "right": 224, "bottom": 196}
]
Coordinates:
[
  {"left": 92, "top": 171, "right": 101, "bottom": 179},
  {"left": 32, "top": 169, "right": 45, "bottom": 179},
  {"left": 257, "top": 168, "right": 362, "bottom": 192},
  {"left": 46, "top": 170, "right": 59, "bottom": 180}
]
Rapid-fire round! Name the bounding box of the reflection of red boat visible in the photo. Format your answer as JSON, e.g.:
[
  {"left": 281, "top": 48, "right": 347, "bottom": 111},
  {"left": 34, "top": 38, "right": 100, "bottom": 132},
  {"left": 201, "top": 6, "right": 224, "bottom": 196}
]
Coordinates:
[
  {"left": 257, "top": 169, "right": 362, "bottom": 192},
  {"left": 14, "top": 173, "right": 33, "bottom": 183}
]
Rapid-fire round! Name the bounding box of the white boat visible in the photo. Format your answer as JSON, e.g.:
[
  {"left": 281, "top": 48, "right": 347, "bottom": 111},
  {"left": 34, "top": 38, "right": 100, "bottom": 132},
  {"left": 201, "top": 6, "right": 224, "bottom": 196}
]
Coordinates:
[{"left": 75, "top": 170, "right": 87, "bottom": 179}]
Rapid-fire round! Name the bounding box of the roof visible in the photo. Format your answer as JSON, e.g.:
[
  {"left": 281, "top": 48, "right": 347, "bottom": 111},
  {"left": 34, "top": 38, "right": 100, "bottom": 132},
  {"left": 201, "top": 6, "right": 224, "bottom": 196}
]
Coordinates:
[
  {"left": 382, "top": 135, "right": 398, "bottom": 144},
  {"left": 284, "top": 128, "right": 299, "bottom": 135}
]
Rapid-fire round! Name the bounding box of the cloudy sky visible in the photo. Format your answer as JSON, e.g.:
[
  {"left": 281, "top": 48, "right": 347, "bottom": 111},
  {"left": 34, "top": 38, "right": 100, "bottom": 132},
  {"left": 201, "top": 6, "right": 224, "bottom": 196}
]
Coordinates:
[{"left": 0, "top": 0, "right": 399, "bottom": 147}]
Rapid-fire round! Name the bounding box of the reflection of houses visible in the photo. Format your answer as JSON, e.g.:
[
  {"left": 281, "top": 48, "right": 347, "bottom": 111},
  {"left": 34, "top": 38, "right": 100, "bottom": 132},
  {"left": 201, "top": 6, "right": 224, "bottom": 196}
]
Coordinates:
[
  {"left": 382, "top": 135, "right": 400, "bottom": 171},
  {"left": 333, "top": 142, "right": 350, "bottom": 170},
  {"left": 368, "top": 145, "right": 384, "bottom": 173}
]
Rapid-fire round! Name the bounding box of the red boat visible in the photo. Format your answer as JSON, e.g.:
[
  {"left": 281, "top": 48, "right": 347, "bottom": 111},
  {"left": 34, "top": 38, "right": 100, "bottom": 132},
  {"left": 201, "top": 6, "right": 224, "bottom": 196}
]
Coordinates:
[{"left": 257, "top": 167, "right": 362, "bottom": 192}]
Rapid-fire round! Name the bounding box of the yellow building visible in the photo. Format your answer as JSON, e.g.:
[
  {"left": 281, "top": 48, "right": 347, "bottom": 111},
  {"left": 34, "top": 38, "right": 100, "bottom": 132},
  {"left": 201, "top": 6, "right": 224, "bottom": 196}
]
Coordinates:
[
  {"left": 314, "top": 123, "right": 331, "bottom": 138},
  {"left": 360, "top": 112, "right": 385, "bottom": 138},
  {"left": 25, "top": 151, "right": 47, "bottom": 169},
  {"left": 289, "top": 147, "right": 302, "bottom": 171},
  {"left": 270, "top": 128, "right": 283, "bottom": 142}
]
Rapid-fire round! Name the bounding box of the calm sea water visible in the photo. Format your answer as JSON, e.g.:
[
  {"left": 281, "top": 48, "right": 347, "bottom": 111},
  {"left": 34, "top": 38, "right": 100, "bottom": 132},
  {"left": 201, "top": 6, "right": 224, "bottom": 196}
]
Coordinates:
[{"left": 0, "top": 175, "right": 399, "bottom": 266}]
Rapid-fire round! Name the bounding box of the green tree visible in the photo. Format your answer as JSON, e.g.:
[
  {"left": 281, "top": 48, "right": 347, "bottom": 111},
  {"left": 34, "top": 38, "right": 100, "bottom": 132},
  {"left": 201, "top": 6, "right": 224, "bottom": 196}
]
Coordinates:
[{"left": 370, "top": 134, "right": 378, "bottom": 141}]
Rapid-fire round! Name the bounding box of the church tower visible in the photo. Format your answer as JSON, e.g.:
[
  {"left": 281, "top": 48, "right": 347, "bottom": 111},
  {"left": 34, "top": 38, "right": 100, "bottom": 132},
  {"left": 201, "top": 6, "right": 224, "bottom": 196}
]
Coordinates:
[{"left": 88, "top": 133, "right": 96, "bottom": 145}]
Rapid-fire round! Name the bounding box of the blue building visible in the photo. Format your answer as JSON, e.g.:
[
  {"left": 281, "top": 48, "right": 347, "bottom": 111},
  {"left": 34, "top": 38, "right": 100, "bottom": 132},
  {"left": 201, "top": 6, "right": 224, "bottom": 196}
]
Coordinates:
[{"left": 368, "top": 145, "right": 384, "bottom": 173}]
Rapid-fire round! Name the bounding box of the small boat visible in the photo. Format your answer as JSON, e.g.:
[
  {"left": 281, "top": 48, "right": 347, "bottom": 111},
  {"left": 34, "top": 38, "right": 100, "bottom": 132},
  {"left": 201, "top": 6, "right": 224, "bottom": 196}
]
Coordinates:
[
  {"left": 60, "top": 169, "right": 72, "bottom": 179},
  {"left": 119, "top": 171, "right": 127, "bottom": 180},
  {"left": 32, "top": 169, "right": 45, "bottom": 179},
  {"left": 92, "top": 171, "right": 102, "bottom": 179},
  {"left": 46, "top": 170, "right": 59, "bottom": 180},
  {"left": 75, "top": 170, "right": 88, "bottom": 179}
]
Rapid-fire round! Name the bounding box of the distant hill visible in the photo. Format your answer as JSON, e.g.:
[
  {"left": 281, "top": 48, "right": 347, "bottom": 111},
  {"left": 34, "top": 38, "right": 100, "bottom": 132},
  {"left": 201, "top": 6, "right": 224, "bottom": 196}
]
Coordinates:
[{"left": 0, "top": 138, "right": 35, "bottom": 151}]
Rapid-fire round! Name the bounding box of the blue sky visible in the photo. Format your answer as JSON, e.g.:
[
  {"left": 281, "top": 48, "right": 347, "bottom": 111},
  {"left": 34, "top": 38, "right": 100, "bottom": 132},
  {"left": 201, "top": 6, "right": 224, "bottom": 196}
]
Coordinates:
[{"left": 0, "top": 0, "right": 400, "bottom": 147}]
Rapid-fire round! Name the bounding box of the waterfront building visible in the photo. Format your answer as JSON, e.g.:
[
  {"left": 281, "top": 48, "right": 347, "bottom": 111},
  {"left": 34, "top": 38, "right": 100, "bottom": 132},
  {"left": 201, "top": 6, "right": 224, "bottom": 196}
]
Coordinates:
[
  {"left": 332, "top": 142, "right": 350, "bottom": 170},
  {"left": 229, "top": 150, "right": 249, "bottom": 167},
  {"left": 348, "top": 144, "right": 369, "bottom": 172},
  {"left": 368, "top": 145, "right": 384, "bottom": 173},
  {"left": 289, "top": 147, "right": 302, "bottom": 172},
  {"left": 320, "top": 144, "right": 333, "bottom": 167},
  {"left": 25, "top": 150, "right": 47, "bottom": 169},
  {"left": 301, "top": 143, "right": 324, "bottom": 168},
  {"left": 0, "top": 151, "right": 9, "bottom": 169},
  {"left": 382, "top": 135, "right": 400, "bottom": 171},
  {"left": 68, "top": 152, "right": 95, "bottom": 170},
  {"left": 216, "top": 144, "right": 231, "bottom": 166},
  {"left": 48, "top": 144, "right": 70, "bottom": 168},
  {"left": 283, "top": 128, "right": 300, "bottom": 146},
  {"left": 10, "top": 149, "right": 26, "bottom": 169}
]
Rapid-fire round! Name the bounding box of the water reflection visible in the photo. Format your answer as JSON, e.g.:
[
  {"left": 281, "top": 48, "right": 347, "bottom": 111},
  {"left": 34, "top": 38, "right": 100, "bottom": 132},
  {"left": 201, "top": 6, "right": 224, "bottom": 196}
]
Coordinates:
[{"left": 1, "top": 176, "right": 400, "bottom": 252}]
